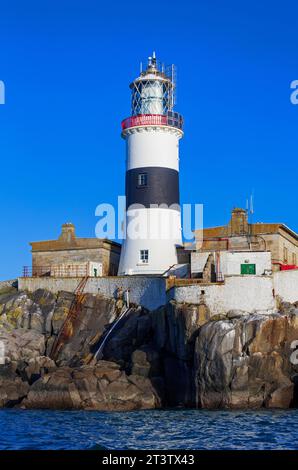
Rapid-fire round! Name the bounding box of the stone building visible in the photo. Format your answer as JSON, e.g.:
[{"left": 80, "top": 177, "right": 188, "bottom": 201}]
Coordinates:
[
  {"left": 30, "top": 223, "right": 121, "bottom": 277},
  {"left": 194, "top": 208, "right": 298, "bottom": 271}
]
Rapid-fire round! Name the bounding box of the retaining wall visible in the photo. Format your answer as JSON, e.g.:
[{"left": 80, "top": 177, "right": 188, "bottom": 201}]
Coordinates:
[
  {"left": 168, "top": 275, "right": 276, "bottom": 315},
  {"left": 273, "top": 269, "right": 298, "bottom": 304},
  {"left": 18, "top": 276, "right": 167, "bottom": 311}
]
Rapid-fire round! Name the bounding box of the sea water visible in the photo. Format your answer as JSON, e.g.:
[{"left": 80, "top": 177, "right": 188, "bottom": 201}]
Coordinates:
[{"left": 0, "top": 409, "right": 297, "bottom": 450}]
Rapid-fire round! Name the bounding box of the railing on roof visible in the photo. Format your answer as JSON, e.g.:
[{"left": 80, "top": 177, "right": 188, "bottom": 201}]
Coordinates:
[
  {"left": 22, "top": 265, "right": 88, "bottom": 278},
  {"left": 166, "top": 277, "right": 225, "bottom": 290},
  {"left": 121, "top": 112, "right": 183, "bottom": 132}
]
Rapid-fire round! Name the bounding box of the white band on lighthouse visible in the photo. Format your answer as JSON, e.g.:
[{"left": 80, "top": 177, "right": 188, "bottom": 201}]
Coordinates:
[{"left": 125, "top": 127, "right": 182, "bottom": 172}]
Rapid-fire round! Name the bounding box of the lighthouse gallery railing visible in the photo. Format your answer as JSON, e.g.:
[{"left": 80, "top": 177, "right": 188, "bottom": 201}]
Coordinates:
[{"left": 121, "top": 112, "right": 183, "bottom": 131}]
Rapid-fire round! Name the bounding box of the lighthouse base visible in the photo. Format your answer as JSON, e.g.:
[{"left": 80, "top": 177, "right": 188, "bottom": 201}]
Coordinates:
[{"left": 118, "top": 208, "right": 182, "bottom": 275}]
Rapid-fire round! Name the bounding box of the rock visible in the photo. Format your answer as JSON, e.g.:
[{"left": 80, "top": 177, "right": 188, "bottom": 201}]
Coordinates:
[
  {"left": 135, "top": 315, "right": 152, "bottom": 345},
  {"left": 131, "top": 350, "right": 150, "bottom": 377},
  {"left": 279, "top": 301, "right": 296, "bottom": 315},
  {"left": 290, "top": 308, "right": 298, "bottom": 317},
  {"left": 102, "top": 308, "right": 143, "bottom": 365},
  {"left": 22, "top": 361, "right": 160, "bottom": 410},
  {"left": 24, "top": 356, "right": 56, "bottom": 383},
  {"left": 226, "top": 309, "right": 249, "bottom": 319},
  {"left": 194, "top": 313, "right": 298, "bottom": 409},
  {"left": 210, "top": 314, "right": 227, "bottom": 321},
  {"left": 0, "top": 329, "right": 45, "bottom": 364},
  {"left": 131, "top": 346, "right": 161, "bottom": 378},
  {"left": 1, "top": 287, "right": 298, "bottom": 411},
  {"left": 163, "top": 356, "right": 193, "bottom": 407},
  {"left": 50, "top": 293, "right": 119, "bottom": 365},
  {"left": 164, "top": 301, "right": 202, "bottom": 361},
  {"left": 267, "top": 384, "right": 294, "bottom": 408},
  {"left": 0, "top": 289, "right": 56, "bottom": 334},
  {"left": 151, "top": 301, "right": 207, "bottom": 407},
  {"left": 0, "top": 362, "right": 30, "bottom": 407}
]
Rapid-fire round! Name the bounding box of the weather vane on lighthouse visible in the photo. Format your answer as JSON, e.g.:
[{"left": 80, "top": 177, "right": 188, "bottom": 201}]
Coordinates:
[{"left": 118, "top": 52, "right": 184, "bottom": 275}]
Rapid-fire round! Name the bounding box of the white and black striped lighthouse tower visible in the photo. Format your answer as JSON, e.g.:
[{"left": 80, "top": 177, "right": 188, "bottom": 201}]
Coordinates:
[{"left": 118, "top": 52, "right": 184, "bottom": 275}]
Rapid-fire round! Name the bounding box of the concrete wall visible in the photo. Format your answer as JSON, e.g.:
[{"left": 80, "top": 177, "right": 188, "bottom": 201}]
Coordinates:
[
  {"left": 273, "top": 269, "right": 298, "bottom": 304},
  {"left": 18, "top": 276, "right": 167, "bottom": 311},
  {"left": 18, "top": 271, "right": 298, "bottom": 314},
  {"left": 191, "top": 252, "right": 209, "bottom": 274},
  {"left": 191, "top": 251, "right": 271, "bottom": 276},
  {"left": 220, "top": 251, "right": 272, "bottom": 276},
  {"left": 168, "top": 275, "right": 275, "bottom": 315}
]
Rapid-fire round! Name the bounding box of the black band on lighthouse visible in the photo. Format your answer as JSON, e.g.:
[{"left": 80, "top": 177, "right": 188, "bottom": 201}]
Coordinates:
[{"left": 126, "top": 166, "right": 179, "bottom": 209}]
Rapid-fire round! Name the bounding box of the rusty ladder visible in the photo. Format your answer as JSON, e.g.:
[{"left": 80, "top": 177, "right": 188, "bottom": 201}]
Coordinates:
[{"left": 49, "top": 275, "right": 89, "bottom": 361}]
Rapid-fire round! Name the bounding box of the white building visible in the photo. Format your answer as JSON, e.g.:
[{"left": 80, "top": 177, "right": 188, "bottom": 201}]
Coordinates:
[{"left": 191, "top": 250, "right": 272, "bottom": 279}]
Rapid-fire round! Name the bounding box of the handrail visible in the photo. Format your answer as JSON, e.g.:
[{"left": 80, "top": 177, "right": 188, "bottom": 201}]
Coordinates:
[
  {"left": 22, "top": 265, "right": 88, "bottom": 278},
  {"left": 93, "top": 307, "right": 131, "bottom": 361},
  {"left": 121, "top": 112, "right": 183, "bottom": 131}
]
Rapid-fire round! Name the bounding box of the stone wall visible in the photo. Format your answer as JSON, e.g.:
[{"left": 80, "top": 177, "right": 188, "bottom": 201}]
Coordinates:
[
  {"left": 274, "top": 269, "right": 298, "bottom": 304},
  {"left": 18, "top": 271, "right": 298, "bottom": 315},
  {"left": 262, "top": 232, "right": 298, "bottom": 269},
  {"left": 32, "top": 246, "right": 120, "bottom": 277},
  {"left": 0, "top": 279, "right": 17, "bottom": 290},
  {"left": 168, "top": 275, "right": 276, "bottom": 315},
  {"left": 18, "top": 276, "right": 167, "bottom": 311}
]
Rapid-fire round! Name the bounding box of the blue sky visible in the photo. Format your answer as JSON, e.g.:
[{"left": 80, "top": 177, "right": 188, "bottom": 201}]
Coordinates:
[{"left": 0, "top": 0, "right": 297, "bottom": 279}]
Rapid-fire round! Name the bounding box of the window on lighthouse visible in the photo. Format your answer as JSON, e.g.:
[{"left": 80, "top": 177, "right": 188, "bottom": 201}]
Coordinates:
[
  {"left": 140, "top": 250, "right": 149, "bottom": 264},
  {"left": 138, "top": 173, "right": 148, "bottom": 187}
]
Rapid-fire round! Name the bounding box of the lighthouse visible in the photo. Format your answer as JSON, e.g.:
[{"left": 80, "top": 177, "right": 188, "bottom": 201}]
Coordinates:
[{"left": 118, "top": 53, "right": 184, "bottom": 275}]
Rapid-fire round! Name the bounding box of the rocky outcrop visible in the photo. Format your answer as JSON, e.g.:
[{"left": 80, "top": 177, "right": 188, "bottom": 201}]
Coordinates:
[
  {"left": 22, "top": 361, "right": 160, "bottom": 411},
  {"left": 0, "top": 288, "right": 297, "bottom": 410},
  {"left": 0, "top": 289, "right": 161, "bottom": 410},
  {"left": 195, "top": 309, "right": 298, "bottom": 409}
]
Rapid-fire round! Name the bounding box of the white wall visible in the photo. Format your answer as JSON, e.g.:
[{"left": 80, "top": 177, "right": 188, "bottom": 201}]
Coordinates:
[
  {"left": 118, "top": 208, "right": 181, "bottom": 275},
  {"left": 191, "top": 251, "right": 272, "bottom": 276},
  {"left": 18, "top": 276, "right": 167, "bottom": 311},
  {"left": 220, "top": 251, "right": 272, "bottom": 276},
  {"left": 191, "top": 252, "right": 209, "bottom": 274},
  {"left": 168, "top": 275, "right": 276, "bottom": 315},
  {"left": 126, "top": 127, "right": 181, "bottom": 171},
  {"left": 18, "top": 271, "right": 298, "bottom": 315},
  {"left": 273, "top": 269, "right": 298, "bottom": 304}
]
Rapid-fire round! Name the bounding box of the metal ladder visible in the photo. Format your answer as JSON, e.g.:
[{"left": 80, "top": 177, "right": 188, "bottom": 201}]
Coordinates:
[{"left": 50, "top": 275, "right": 89, "bottom": 360}]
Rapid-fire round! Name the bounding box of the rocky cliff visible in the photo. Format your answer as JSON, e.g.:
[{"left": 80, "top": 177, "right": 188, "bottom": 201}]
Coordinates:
[{"left": 0, "top": 286, "right": 297, "bottom": 410}]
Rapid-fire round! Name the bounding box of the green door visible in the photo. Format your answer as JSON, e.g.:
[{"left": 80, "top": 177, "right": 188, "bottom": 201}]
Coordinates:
[{"left": 241, "top": 263, "right": 256, "bottom": 275}]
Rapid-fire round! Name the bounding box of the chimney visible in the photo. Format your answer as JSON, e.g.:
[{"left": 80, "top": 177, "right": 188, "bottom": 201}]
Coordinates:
[
  {"left": 59, "top": 222, "right": 76, "bottom": 243},
  {"left": 229, "top": 208, "right": 248, "bottom": 236}
]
